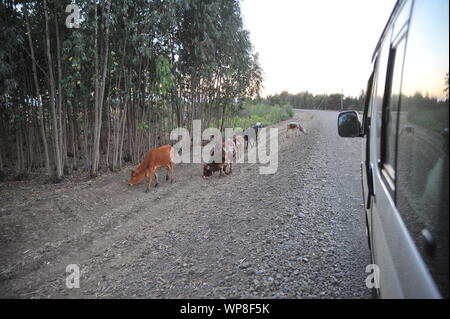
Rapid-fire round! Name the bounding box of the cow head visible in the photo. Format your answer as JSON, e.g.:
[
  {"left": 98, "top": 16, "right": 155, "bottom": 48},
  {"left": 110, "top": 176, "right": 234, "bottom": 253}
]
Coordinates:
[{"left": 128, "top": 170, "right": 146, "bottom": 186}]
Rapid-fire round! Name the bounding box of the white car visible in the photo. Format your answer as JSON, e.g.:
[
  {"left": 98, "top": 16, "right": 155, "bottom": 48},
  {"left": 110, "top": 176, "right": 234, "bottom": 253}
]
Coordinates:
[{"left": 338, "top": 0, "right": 449, "bottom": 298}]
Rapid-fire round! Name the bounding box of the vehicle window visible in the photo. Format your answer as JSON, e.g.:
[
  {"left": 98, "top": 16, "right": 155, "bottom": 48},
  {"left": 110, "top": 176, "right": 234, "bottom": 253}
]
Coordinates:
[
  {"left": 372, "top": 28, "right": 394, "bottom": 162},
  {"left": 396, "top": 0, "right": 449, "bottom": 298},
  {"left": 380, "top": 37, "right": 406, "bottom": 190}
]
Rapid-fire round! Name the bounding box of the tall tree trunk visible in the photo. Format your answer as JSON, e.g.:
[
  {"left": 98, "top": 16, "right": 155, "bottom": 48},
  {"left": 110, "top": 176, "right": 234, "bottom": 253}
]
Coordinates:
[
  {"left": 25, "top": 9, "right": 51, "bottom": 176},
  {"left": 16, "top": 124, "right": 25, "bottom": 174},
  {"left": 43, "top": 0, "right": 63, "bottom": 180},
  {"left": 68, "top": 100, "right": 76, "bottom": 170},
  {"left": 106, "top": 100, "right": 111, "bottom": 170},
  {"left": 0, "top": 146, "right": 3, "bottom": 172},
  {"left": 91, "top": 0, "right": 111, "bottom": 176},
  {"left": 83, "top": 100, "right": 91, "bottom": 171},
  {"left": 55, "top": 16, "right": 65, "bottom": 171},
  {"left": 26, "top": 123, "right": 34, "bottom": 172}
]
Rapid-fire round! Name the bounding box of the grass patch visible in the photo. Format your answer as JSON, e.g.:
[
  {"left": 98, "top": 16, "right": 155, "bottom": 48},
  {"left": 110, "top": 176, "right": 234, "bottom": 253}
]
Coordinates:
[{"left": 233, "top": 103, "right": 293, "bottom": 128}]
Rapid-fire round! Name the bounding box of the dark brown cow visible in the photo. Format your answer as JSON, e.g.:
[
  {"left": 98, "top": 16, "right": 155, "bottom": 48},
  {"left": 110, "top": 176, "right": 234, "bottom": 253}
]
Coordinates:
[
  {"left": 202, "top": 161, "right": 229, "bottom": 178},
  {"left": 202, "top": 140, "right": 235, "bottom": 179},
  {"left": 287, "top": 122, "right": 306, "bottom": 137}
]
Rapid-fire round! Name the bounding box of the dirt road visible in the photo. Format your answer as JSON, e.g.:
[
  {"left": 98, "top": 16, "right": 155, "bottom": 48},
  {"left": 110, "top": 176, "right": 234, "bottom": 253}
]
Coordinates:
[{"left": 0, "top": 110, "right": 371, "bottom": 298}]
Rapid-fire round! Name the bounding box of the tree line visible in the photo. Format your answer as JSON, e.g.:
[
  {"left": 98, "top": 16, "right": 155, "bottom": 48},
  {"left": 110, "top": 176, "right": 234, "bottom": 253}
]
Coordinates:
[
  {"left": 0, "top": 0, "right": 262, "bottom": 181},
  {"left": 261, "top": 90, "right": 365, "bottom": 111}
]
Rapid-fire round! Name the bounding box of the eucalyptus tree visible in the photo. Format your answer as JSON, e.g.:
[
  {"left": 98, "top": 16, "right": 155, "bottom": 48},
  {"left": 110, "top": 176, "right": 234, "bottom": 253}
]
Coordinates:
[{"left": 0, "top": 0, "right": 262, "bottom": 180}]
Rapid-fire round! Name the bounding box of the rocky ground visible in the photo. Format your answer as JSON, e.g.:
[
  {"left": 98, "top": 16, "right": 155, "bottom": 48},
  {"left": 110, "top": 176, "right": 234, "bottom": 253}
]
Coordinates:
[{"left": 0, "top": 109, "right": 371, "bottom": 299}]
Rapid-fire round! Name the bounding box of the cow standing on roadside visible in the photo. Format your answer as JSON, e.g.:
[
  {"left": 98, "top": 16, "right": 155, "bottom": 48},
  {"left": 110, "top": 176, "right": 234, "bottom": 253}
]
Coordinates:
[
  {"left": 286, "top": 122, "right": 306, "bottom": 137},
  {"left": 128, "top": 145, "right": 175, "bottom": 192}
]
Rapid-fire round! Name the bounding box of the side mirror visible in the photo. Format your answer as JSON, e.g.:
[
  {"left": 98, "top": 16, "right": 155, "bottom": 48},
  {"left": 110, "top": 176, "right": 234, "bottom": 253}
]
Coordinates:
[{"left": 337, "top": 111, "right": 362, "bottom": 138}]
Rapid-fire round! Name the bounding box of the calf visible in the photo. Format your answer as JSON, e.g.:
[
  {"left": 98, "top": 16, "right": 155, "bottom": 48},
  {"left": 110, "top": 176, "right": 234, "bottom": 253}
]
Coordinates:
[
  {"left": 128, "top": 144, "right": 175, "bottom": 192},
  {"left": 286, "top": 122, "right": 306, "bottom": 137},
  {"left": 203, "top": 140, "right": 234, "bottom": 179},
  {"left": 202, "top": 161, "right": 228, "bottom": 179}
]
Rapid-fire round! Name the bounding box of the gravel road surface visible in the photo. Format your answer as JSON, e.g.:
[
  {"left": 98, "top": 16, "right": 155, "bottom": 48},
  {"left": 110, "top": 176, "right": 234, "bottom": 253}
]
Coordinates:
[{"left": 0, "top": 109, "right": 371, "bottom": 298}]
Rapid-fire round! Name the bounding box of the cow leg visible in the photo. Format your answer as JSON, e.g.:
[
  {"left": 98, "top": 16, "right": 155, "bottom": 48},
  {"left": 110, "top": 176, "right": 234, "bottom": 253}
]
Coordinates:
[
  {"left": 170, "top": 162, "right": 174, "bottom": 183},
  {"left": 154, "top": 170, "right": 159, "bottom": 187},
  {"left": 225, "top": 163, "right": 232, "bottom": 175},
  {"left": 166, "top": 165, "right": 170, "bottom": 181},
  {"left": 145, "top": 170, "right": 153, "bottom": 193}
]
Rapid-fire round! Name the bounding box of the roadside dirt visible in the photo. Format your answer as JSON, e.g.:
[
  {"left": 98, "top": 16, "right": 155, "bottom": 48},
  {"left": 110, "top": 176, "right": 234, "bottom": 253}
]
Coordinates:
[{"left": 0, "top": 110, "right": 371, "bottom": 298}]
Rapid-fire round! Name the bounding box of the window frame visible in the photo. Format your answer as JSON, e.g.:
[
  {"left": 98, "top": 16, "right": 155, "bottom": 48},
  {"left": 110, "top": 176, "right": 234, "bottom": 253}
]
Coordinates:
[
  {"left": 362, "top": 70, "right": 375, "bottom": 137},
  {"left": 380, "top": 32, "right": 408, "bottom": 198}
]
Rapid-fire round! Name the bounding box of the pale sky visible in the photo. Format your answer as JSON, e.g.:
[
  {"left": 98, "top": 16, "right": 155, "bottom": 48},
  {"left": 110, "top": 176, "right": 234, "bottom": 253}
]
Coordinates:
[{"left": 241, "top": 0, "right": 397, "bottom": 97}]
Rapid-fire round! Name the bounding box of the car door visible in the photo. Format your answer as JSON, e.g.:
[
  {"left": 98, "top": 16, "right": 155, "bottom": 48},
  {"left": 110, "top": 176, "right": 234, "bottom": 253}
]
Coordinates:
[
  {"left": 392, "top": 0, "right": 449, "bottom": 298},
  {"left": 371, "top": 0, "right": 447, "bottom": 298}
]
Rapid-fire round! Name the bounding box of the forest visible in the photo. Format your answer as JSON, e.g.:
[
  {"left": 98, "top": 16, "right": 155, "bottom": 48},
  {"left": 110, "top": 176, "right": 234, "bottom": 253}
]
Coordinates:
[
  {"left": 262, "top": 91, "right": 365, "bottom": 111},
  {"left": 0, "top": 0, "right": 263, "bottom": 181}
]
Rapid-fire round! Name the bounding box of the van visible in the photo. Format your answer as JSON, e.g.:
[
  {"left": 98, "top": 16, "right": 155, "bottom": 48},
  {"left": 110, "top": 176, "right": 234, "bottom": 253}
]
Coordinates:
[{"left": 337, "top": 0, "right": 449, "bottom": 298}]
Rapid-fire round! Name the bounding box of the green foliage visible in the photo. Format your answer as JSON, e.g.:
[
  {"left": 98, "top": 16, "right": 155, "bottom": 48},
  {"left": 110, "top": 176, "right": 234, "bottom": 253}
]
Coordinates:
[
  {"left": 155, "top": 55, "right": 175, "bottom": 97},
  {"left": 137, "top": 122, "right": 149, "bottom": 131},
  {"left": 233, "top": 103, "right": 293, "bottom": 128}
]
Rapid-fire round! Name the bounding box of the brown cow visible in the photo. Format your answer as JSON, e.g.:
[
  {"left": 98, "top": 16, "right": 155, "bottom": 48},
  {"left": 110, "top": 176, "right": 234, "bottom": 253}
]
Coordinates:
[
  {"left": 128, "top": 144, "right": 175, "bottom": 192},
  {"left": 286, "top": 122, "right": 306, "bottom": 137}
]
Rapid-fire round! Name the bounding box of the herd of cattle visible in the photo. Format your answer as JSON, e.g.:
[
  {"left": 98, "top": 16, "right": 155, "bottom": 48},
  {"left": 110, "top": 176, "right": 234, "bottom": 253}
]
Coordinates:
[{"left": 128, "top": 121, "right": 306, "bottom": 192}]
